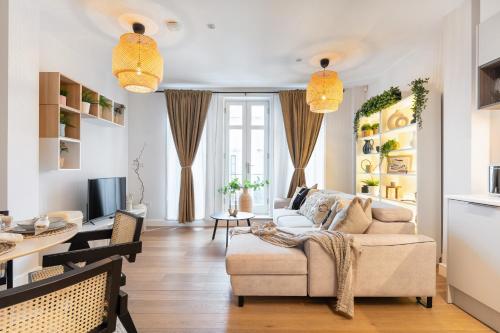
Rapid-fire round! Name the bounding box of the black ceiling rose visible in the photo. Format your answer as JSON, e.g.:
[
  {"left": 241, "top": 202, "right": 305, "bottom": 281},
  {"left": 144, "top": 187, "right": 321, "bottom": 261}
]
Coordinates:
[
  {"left": 320, "top": 58, "right": 330, "bottom": 69},
  {"left": 132, "top": 22, "right": 145, "bottom": 35}
]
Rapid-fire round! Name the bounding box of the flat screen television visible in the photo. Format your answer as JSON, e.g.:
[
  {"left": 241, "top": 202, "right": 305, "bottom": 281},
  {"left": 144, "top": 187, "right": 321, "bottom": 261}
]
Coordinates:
[{"left": 87, "top": 177, "right": 126, "bottom": 222}]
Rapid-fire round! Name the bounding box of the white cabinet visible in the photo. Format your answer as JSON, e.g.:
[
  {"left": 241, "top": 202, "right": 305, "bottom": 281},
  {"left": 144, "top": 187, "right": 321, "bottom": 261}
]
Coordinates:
[
  {"left": 478, "top": 11, "right": 500, "bottom": 66},
  {"left": 447, "top": 199, "right": 500, "bottom": 331}
]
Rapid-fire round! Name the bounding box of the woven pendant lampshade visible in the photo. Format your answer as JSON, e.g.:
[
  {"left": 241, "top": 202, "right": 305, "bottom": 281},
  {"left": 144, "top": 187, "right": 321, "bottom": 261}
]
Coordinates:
[
  {"left": 306, "top": 58, "right": 343, "bottom": 113},
  {"left": 112, "top": 22, "right": 163, "bottom": 93}
]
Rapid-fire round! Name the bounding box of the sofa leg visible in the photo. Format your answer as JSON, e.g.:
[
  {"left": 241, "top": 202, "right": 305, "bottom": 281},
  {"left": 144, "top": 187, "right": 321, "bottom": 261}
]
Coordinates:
[
  {"left": 238, "top": 296, "right": 244, "bottom": 307},
  {"left": 416, "top": 296, "right": 432, "bottom": 308}
]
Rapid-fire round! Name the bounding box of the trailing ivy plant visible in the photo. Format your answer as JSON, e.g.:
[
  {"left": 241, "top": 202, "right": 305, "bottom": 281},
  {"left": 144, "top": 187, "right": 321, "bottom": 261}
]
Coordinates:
[
  {"left": 409, "top": 77, "right": 429, "bottom": 129},
  {"left": 353, "top": 86, "right": 401, "bottom": 137}
]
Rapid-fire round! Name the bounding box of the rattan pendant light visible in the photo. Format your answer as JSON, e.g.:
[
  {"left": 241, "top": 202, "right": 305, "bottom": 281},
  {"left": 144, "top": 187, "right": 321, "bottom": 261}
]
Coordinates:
[
  {"left": 112, "top": 22, "right": 163, "bottom": 93},
  {"left": 306, "top": 58, "right": 343, "bottom": 113}
]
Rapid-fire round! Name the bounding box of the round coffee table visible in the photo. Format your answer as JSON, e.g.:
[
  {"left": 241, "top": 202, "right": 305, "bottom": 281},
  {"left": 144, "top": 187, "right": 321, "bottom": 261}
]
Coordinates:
[{"left": 210, "top": 212, "right": 255, "bottom": 248}]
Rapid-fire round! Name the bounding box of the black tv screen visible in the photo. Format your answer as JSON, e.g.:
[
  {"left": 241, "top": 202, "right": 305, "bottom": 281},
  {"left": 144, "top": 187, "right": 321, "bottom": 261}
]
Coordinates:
[{"left": 88, "top": 177, "right": 126, "bottom": 221}]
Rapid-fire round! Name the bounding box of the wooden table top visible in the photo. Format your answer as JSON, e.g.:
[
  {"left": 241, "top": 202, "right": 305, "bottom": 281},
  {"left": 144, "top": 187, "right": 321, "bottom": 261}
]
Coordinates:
[{"left": 0, "top": 223, "right": 80, "bottom": 263}]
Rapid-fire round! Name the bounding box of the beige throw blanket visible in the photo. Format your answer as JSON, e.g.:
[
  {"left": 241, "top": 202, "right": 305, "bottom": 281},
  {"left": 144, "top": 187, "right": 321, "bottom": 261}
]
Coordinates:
[{"left": 232, "top": 221, "right": 360, "bottom": 318}]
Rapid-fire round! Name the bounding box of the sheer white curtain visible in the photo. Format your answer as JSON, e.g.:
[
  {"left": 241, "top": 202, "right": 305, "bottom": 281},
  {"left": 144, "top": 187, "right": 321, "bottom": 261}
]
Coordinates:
[{"left": 165, "top": 100, "right": 212, "bottom": 221}]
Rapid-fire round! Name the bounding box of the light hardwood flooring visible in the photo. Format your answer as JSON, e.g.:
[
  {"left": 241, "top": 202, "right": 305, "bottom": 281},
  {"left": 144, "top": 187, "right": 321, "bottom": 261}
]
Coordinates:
[{"left": 122, "top": 226, "right": 493, "bottom": 332}]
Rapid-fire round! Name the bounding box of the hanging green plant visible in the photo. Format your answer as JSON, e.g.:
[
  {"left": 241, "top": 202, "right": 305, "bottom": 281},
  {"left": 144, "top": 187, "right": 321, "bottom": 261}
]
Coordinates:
[
  {"left": 409, "top": 77, "right": 429, "bottom": 129},
  {"left": 353, "top": 86, "right": 401, "bottom": 137}
]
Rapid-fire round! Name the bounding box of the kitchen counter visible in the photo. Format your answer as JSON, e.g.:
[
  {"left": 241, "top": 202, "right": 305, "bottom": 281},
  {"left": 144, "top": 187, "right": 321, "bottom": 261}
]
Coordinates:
[{"left": 446, "top": 194, "right": 500, "bottom": 207}]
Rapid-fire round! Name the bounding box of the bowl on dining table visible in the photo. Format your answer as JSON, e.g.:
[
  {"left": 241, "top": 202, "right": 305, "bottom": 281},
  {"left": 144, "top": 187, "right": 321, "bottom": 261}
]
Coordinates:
[{"left": 15, "top": 217, "right": 65, "bottom": 231}]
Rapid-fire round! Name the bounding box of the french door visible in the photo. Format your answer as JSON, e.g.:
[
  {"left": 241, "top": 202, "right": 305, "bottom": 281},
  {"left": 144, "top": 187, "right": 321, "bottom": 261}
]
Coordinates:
[{"left": 225, "top": 99, "right": 270, "bottom": 215}]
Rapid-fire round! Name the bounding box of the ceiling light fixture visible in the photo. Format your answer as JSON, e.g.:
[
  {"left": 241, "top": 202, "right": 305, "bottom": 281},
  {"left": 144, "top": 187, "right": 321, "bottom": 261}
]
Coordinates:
[
  {"left": 112, "top": 22, "right": 164, "bottom": 93},
  {"left": 306, "top": 58, "right": 343, "bottom": 113}
]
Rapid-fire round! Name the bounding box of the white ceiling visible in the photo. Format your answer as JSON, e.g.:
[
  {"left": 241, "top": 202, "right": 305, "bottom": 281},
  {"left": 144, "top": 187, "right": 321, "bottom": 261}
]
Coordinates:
[{"left": 40, "top": 0, "right": 463, "bottom": 88}]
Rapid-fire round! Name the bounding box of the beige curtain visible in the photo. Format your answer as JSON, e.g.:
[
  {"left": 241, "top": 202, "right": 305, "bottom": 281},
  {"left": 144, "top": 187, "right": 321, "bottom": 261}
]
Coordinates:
[
  {"left": 165, "top": 89, "right": 212, "bottom": 223},
  {"left": 279, "top": 90, "right": 324, "bottom": 198}
]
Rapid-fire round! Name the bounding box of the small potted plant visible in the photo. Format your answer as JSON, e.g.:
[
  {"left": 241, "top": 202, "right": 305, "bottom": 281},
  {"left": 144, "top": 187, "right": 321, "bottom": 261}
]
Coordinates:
[
  {"left": 362, "top": 178, "right": 380, "bottom": 196},
  {"left": 379, "top": 139, "right": 400, "bottom": 163},
  {"left": 60, "top": 87, "right": 68, "bottom": 106},
  {"left": 219, "top": 178, "right": 241, "bottom": 217},
  {"left": 99, "top": 96, "right": 112, "bottom": 114},
  {"left": 372, "top": 123, "right": 380, "bottom": 134},
  {"left": 82, "top": 90, "right": 96, "bottom": 114},
  {"left": 361, "top": 124, "right": 373, "bottom": 137},
  {"left": 60, "top": 142, "right": 69, "bottom": 168},
  {"left": 59, "top": 113, "right": 73, "bottom": 137}
]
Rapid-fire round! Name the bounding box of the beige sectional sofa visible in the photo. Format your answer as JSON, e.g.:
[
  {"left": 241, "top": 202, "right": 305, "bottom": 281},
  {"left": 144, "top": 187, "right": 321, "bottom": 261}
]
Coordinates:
[{"left": 226, "top": 190, "right": 436, "bottom": 308}]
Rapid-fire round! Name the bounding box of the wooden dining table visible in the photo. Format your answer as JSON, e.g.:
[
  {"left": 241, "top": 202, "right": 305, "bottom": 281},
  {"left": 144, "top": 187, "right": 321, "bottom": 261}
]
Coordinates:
[{"left": 0, "top": 223, "right": 81, "bottom": 288}]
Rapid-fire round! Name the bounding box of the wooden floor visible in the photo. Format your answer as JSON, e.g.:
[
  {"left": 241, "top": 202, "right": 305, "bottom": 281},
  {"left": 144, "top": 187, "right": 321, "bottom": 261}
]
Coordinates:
[{"left": 123, "top": 226, "right": 492, "bottom": 333}]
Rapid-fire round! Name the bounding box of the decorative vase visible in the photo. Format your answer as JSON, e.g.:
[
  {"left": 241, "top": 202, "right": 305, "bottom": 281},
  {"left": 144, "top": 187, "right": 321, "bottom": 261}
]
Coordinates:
[
  {"left": 59, "top": 95, "right": 66, "bottom": 106},
  {"left": 361, "top": 185, "right": 369, "bottom": 194},
  {"left": 82, "top": 102, "right": 91, "bottom": 114},
  {"left": 59, "top": 157, "right": 65, "bottom": 168},
  {"left": 368, "top": 186, "right": 379, "bottom": 196},
  {"left": 239, "top": 188, "right": 253, "bottom": 212},
  {"left": 362, "top": 139, "right": 374, "bottom": 154},
  {"left": 59, "top": 123, "right": 66, "bottom": 137},
  {"left": 387, "top": 110, "right": 409, "bottom": 129}
]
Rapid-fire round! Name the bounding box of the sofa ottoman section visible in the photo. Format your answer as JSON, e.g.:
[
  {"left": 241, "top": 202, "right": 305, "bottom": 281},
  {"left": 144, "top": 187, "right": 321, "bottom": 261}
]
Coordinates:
[
  {"left": 305, "top": 234, "right": 436, "bottom": 306},
  {"left": 226, "top": 233, "right": 308, "bottom": 306}
]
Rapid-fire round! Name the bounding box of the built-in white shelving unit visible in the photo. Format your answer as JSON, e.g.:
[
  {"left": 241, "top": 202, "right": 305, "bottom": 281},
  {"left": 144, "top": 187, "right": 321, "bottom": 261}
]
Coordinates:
[{"left": 355, "top": 94, "right": 418, "bottom": 215}]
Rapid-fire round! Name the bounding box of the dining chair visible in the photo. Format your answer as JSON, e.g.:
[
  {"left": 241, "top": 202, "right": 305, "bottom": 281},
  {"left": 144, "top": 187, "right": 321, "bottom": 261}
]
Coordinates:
[
  {"left": 28, "top": 210, "right": 143, "bottom": 332},
  {"left": 0, "top": 256, "right": 123, "bottom": 333}
]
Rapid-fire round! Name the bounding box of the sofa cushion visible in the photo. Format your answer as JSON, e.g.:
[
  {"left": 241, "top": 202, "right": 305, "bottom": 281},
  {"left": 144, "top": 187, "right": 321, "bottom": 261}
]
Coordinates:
[
  {"left": 276, "top": 215, "right": 314, "bottom": 228},
  {"left": 274, "top": 208, "right": 300, "bottom": 220},
  {"left": 305, "top": 234, "right": 436, "bottom": 297},
  {"left": 372, "top": 207, "right": 413, "bottom": 222},
  {"left": 226, "top": 233, "right": 307, "bottom": 275},
  {"left": 365, "top": 220, "right": 416, "bottom": 234},
  {"left": 330, "top": 197, "right": 372, "bottom": 234}
]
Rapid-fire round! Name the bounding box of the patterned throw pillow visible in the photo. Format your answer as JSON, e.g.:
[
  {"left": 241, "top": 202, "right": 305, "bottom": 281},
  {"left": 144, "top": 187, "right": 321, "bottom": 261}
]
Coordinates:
[
  {"left": 309, "top": 195, "right": 340, "bottom": 225},
  {"left": 288, "top": 187, "right": 305, "bottom": 209},
  {"left": 299, "top": 193, "right": 338, "bottom": 225},
  {"left": 298, "top": 191, "right": 322, "bottom": 219},
  {"left": 329, "top": 197, "right": 372, "bottom": 234},
  {"left": 290, "top": 188, "right": 310, "bottom": 210},
  {"left": 320, "top": 199, "right": 345, "bottom": 230}
]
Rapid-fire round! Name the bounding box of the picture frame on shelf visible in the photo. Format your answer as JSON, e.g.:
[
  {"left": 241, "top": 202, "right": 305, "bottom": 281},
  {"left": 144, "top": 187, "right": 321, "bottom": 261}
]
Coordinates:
[{"left": 387, "top": 155, "right": 412, "bottom": 174}]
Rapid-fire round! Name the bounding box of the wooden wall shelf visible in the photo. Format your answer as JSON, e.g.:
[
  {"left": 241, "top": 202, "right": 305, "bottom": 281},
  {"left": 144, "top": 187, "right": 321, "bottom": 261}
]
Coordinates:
[{"left": 39, "top": 72, "right": 126, "bottom": 171}]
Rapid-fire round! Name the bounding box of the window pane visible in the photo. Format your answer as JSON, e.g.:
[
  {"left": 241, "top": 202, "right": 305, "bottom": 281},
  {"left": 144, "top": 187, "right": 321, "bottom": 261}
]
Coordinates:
[
  {"left": 229, "top": 104, "right": 243, "bottom": 126},
  {"left": 229, "top": 129, "right": 242, "bottom": 181},
  {"left": 250, "top": 129, "right": 265, "bottom": 207},
  {"left": 251, "top": 105, "right": 265, "bottom": 126}
]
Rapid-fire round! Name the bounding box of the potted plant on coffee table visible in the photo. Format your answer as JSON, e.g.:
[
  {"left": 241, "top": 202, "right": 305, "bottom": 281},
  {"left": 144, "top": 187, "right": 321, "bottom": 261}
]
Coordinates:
[
  {"left": 219, "top": 178, "right": 241, "bottom": 217},
  {"left": 239, "top": 179, "right": 270, "bottom": 213}
]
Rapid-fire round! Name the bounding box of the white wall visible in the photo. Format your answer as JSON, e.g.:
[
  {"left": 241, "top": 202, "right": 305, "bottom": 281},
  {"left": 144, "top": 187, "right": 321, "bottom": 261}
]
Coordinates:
[
  {"left": 0, "top": 0, "right": 8, "bottom": 210},
  {"left": 38, "top": 9, "right": 129, "bottom": 217},
  {"left": 324, "top": 86, "right": 366, "bottom": 193},
  {"left": 127, "top": 93, "right": 167, "bottom": 221},
  {"left": 1, "top": 0, "right": 41, "bottom": 283}
]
